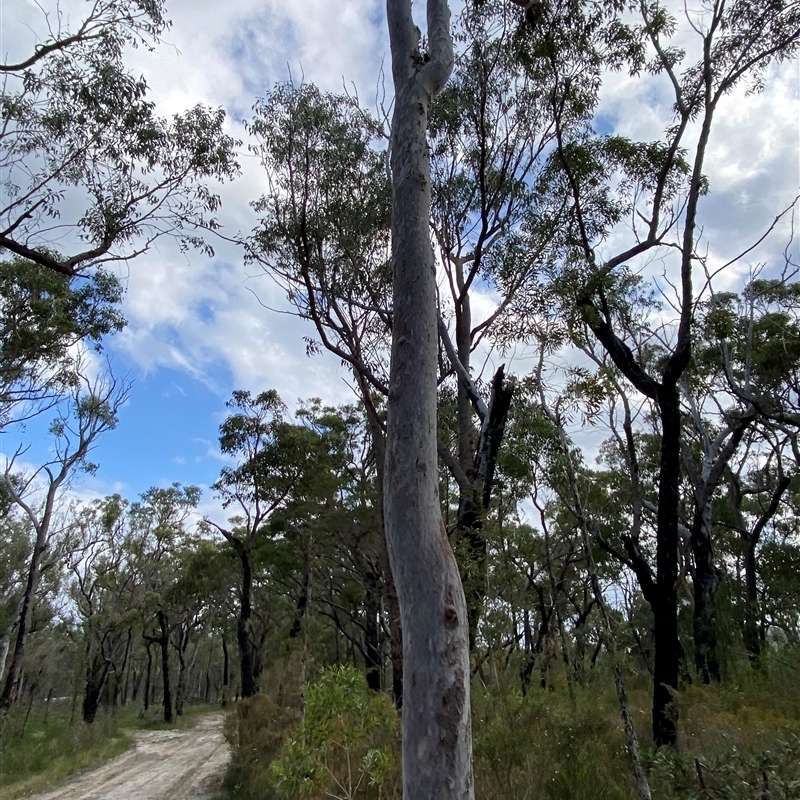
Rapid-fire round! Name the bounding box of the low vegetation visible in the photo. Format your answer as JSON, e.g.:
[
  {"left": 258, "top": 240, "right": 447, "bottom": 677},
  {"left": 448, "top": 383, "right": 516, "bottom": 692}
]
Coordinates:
[
  {"left": 0, "top": 702, "right": 217, "bottom": 800},
  {"left": 225, "top": 651, "right": 800, "bottom": 800}
]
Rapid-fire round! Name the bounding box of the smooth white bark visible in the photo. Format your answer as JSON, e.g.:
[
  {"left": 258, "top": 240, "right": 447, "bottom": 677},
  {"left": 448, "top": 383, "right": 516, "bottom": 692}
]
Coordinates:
[{"left": 384, "top": 1, "right": 473, "bottom": 798}]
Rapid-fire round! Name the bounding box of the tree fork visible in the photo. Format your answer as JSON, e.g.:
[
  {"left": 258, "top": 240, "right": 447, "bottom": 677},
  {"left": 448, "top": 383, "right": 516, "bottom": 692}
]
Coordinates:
[{"left": 385, "top": 0, "right": 474, "bottom": 796}]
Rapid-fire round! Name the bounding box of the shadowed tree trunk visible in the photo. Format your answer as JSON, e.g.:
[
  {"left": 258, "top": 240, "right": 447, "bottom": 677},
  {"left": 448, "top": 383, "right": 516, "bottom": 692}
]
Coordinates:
[
  {"left": 364, "top": 565, "right": 381, "bottom": 692},
  {"left": 145, "top": 611, "right": 173, "bottom": 723},
  {"left": 158, "top": 611, "right": 173, "bottom": 723},
  {"left": 221, "top": 635, "right": 230, "bottom": 706}
]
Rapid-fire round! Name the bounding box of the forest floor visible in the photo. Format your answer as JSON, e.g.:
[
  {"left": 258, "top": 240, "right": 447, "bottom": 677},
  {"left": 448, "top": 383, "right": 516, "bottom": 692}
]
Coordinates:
[{"left": 23, "top": 713, "right": 229, "bottom": 800}]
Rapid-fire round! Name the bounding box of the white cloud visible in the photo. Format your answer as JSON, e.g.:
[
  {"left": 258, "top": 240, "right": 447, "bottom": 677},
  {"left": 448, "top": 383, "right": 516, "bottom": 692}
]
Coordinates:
[{"left": 3, "top": 0, "right": 798, "bottom": 499}]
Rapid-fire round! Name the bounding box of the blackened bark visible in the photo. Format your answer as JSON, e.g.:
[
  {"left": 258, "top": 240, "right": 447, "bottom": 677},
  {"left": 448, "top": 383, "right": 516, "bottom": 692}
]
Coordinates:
[
  {"left": 652, "top": 385, "right": 681, "bottom": 748},
  {"left": 364, "top": 566, "right": 382, "bottom": 692},
  {"left": 158, "top": 611, "right": 173, "bottom": 724},
  {"left": 143, "top": 644, "right": 152, "bottom": 712},
  {"left": 690, "top": 500, "right": 721, "bottom": 683},
  {"left": 0, "top": 525, "right": 47, "bottom": 716},
  {"left": 82, "top": 646, "right": 111, "bottom": 724},
  {"left": 453, "top": 363, "right": 514, "bottom": 650},
  {"left": 742, "top": 535, "right": 760, "bottom": 661},
  {"left": 289, "top": 565, "right": 310, "bottom": 639},
  {"left": 236, "top": 545, "right": 256, "bottom": 698},
  {"left": 175, "top": 631, "right": 188, "bottom": 717},
  {"left": 687, "top": 409, "right": 755, "bottom": 682},
  {"left": 221, "top": 635, "right": 230, "bottom": 706}
]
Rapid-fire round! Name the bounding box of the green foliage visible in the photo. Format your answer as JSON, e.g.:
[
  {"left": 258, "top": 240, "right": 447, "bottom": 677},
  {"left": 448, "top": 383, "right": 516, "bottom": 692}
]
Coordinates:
[
  {"left": 268, "top": 666, "right": 398, "bottom": 800},
  {"left": 224, "top": 657, "right": 308, "bottom": 799},
  {"left": 226, "top": 665, "right": 398, "bottom": 800},
  {"left": 647, "top": 661, "right": 800, "bottom": 799},
  {"left": 247, "top": 82, "right": 391, "bottom": 351},
  {"left": 647, "top": 737, "right": 800, "bottom": 800},
  {"left": 0, "top": 0, "right": 239, "bottom": 275},
  {"left": 472, "top": 678, "right": 634, "bottom": 800},
  {"left": 0, "top": 259, "right": 125, "bottom": 422}
]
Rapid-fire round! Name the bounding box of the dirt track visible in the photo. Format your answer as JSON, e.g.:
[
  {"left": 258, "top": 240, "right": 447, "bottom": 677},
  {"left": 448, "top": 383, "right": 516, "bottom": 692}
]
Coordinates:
[{"left": 28, "top": 713, "right": 230, "bottom": 800}]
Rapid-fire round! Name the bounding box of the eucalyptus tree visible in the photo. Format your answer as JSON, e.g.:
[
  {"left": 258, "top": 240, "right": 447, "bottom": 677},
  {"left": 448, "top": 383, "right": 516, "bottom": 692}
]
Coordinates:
[
  {"left": 207, "top": 390, "right": 344, "bottom": 698},
  {"left": 384, "top": 0, "right": 477, "bottom": 795},
  {"left": 427, "top": 2, "right": 574, "bottom": 646},
  {"left": 66, "top": 494, "right": 140, "bottom": 723},
  {"left": 0, "top": 259, "right": 125, "bottom": 427},
  {"left": 245, "top": 87, "right": 405, "bottom": 698},
  {"left": 675, "top": 279, "right": 800, "bottom": 679},
  {"left": 0, "top": 0, "right": 239, "bottom": 278},
  {"left": 246, "top": 6, "right": 573, "bottom": 660},
  {"left": 505, "top": 0, "right": 800, "bottom": 746},
  {"left": 0, "top": 369, "right": 128, "bottom": 717},
  {"left": 724, "top": 427, "right": 796, "bottom": 662},
  {"left": 130, "top": 484, "right": 202, "bottom": 723}
]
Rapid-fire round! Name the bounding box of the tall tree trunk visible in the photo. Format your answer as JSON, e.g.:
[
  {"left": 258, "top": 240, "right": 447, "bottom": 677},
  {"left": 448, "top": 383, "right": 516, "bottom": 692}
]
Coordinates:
[
  {"left": 685, "top": 408, "right": 755, "bottom": 683},
  {"left": 236, "top": 546, "right": 256, "bottom": 698},
  {"left": 690, "top": 501, "right": 721, "bottom": 683},
  {"left": 742, "top": 536, "right": 761, "bottom": 661},
  {"left": 289, "top": 564, "right": 310, "bottom": 639},
  {"left": 0, "top": 597, "right": 23, "bottom": 689},
  {"left": 175, "top": 628, "right": 190, "bottom": 717},
  {"left": 364, "top": 566, "right": 381, "bottom": 692},
  {"left": 83, "top": 650, "right": 112, "bottom": 724},
  {"left": 455, "top": 367, "right": 514, "bottom": 650},
  {"left": 361, "top": 384, "right": 404, "bottom": 707},
  {"left": 221, "top": 635, "right": 230, "bottom": 706},
  {"left": 142, "top": 644, "right": 152, "bottom": 713},
  {"left": 0, "top": 521, "right": 48, "bottom": 717},
  {"left": 158, "top": 611, "right": 173, "bottom": 724},
  {"left": 652, "top": 387, "right": 681, "bottom": 748},
  {"left": 385, "top": 2, "right": 473, "bottom": 797},
  {"left": 731, "top": 471, "right": 790, "bottom": 666}
]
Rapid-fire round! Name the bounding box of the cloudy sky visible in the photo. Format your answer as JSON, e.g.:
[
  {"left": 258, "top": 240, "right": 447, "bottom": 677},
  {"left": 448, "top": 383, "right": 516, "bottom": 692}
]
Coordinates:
[{"left": 1, "top": 0, "right": 798, "bottom": 515}]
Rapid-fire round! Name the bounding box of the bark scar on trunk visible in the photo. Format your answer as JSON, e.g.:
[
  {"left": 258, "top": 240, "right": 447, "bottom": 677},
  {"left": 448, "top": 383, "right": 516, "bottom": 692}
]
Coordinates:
[{"left": 436, "top": 669, "right": 466, "bottom": 768}]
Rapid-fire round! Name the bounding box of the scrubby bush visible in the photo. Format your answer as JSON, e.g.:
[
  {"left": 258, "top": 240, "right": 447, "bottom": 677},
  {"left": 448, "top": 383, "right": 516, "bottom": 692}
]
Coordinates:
[{"left": 225, "top": 663, "right": 398, "bottom": 800}]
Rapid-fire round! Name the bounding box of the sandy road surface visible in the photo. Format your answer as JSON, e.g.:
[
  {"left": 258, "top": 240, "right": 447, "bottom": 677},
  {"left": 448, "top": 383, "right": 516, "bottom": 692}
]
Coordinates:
[{"left": 28, "top": 713, "right": 230, "bottom": 800}]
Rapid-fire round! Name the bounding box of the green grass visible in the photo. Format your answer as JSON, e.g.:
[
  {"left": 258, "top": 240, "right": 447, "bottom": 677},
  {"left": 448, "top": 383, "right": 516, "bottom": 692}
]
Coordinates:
[{"left": 0, "top": 701, "right": 221, "bottom": 800}]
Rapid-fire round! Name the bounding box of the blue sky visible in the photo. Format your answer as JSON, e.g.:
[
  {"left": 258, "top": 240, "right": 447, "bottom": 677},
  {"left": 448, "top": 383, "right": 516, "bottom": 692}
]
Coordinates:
[{"left": 1, "top": 0, "right": 799, "bottom": 518}]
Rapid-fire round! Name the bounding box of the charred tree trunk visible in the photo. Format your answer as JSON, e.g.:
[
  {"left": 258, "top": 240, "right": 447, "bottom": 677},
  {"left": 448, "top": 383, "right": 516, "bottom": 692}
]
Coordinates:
[
  {"left": 690, "top": 501, "right": 721, "bottom": 683},
  {"left": 652, "top": 386, "right": 681, "bottom": 748},
  {"left": 83, "top": 655, "right": 111, "bottom": 724},
  {"left": 686, "top": 408, "right": 755, "bottom": 683},
  {"left": 364, "top": 566, "right": 382, "bottom": 692},
  {"left": 174, "top": 628, "right": 190, "bottom": 717},
  {"left": 235, "top": 544, "right": 256, "bottom": 698},
  {"left": 221, "top": 635, "right": 230, "bottom": 706},
  {"left": 0, "top": 520, "right": 48, "bottom": 717},
  {"left": 731, "top": 471, "right": 791, "bottom": 666},
  {"left": 362, "top": 386, "right": 404, "bottom": 707},
  {"left": 157, "top": 611, "right": 173, "bottom": 724},
  {"left": 289, "top": 565, "right": 310, "bottom": 639},
  {"left": 142, "top": 644, "right": 152, "bottom": 713},
  {"left": 82, "top": 634, "right": 113, "bottom": 724},
  {"left": 442, "top": 335, "right": 514, "bottom": 650},
  {"left": 460, "top": 368, "right": 514, "bottom": 649},
  {"left": 385, "top": 2, "right": 473, "bottom": 796}
]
